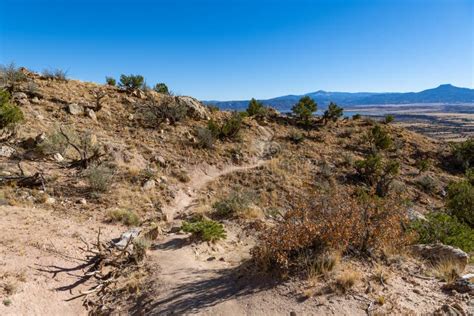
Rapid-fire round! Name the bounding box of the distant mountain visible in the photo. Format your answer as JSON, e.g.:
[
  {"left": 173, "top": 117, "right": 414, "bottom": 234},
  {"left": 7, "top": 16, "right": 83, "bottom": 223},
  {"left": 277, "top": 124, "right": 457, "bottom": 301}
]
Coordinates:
[{"left": 204, "top": 84, "right": 474, "bottom": 112}]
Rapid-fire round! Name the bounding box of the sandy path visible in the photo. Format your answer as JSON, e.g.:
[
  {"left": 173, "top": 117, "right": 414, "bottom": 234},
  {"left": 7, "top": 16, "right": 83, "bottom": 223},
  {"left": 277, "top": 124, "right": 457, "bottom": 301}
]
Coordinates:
[{"left": 140, "top": 126, "right": 275, "bottom": 315}]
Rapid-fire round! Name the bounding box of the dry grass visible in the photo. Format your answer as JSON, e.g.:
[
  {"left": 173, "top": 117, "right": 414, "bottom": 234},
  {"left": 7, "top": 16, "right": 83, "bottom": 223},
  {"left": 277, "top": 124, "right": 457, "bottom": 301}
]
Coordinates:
[
  {"left": 372, "top": 264, "right": 390, "bottom": 286},
  {"left": 302, "top": 251, "right": 341, "bottom": 281},
  {"left": 429, "top": 259, "right": 463, "bottom": 283},
  {"left": 107, "top": 209, "right": 140, "bottom": 226},
  {"left": 334, "top": 268, "right": 360, "bottom": 294}
]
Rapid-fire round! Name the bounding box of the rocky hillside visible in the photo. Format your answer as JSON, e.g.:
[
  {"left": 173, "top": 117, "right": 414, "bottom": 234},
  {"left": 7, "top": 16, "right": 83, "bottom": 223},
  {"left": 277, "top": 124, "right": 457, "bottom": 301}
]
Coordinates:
[{"left": 0, "top": 67, "right": 472, "bottom": 315}]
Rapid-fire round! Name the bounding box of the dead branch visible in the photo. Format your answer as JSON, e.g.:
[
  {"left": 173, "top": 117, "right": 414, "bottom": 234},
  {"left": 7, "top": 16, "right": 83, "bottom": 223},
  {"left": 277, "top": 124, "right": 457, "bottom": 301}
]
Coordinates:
[{"left": 0, "top": 172, "right": 45, "bottom": 189}]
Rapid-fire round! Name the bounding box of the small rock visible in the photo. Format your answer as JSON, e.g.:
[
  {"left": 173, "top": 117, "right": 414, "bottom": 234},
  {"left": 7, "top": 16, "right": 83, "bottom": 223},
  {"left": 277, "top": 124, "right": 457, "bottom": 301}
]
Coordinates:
[
  {"left": 123, "top": 96, "right": 135, "bottom": 104},
  {"left": 142, "top": 179, "right": 156, "bottom": 191},
  {"left": 12, "top": 92, "right": 28, "bottom": 100},
  {"left": 86, "top": 108, "right": 97, "bottom": 121},
  {"left": 67, "top": 103, "right": 84, "bottom": 115},
  {"left": 128, "top": 114, "right": 134, "bottom": 120},
  {"left": 31, "top": 97, "right": 40, "bottom": 104},
  {"left": 0, "top": 145, "right": 15, "bottom": 158},
  {"left": 155, "top": 155, "right": 166, "bottom": 167},
  {"left": 159, "top": 176, "right": 168, "bottom": 183},
  {"left": 114, "top": 228, "right": 141, "bottom": 249},
  {"left": 442, "top": 277, "right": 474, "bottom": 294},
  {"left": 53, "top": 153, "right": 64, "bottom": 162},
  {"left": 12, "top": 92, "right": 29, "bottom": 105},
  {"left": 45, "top": 197, "right": 56, "bottom": 205},
  {"left": 77, "top": 198, "right": 87, "bottom": 205},
  {"left": 36, "top": 132, "right": 47, "bottom": 143}
]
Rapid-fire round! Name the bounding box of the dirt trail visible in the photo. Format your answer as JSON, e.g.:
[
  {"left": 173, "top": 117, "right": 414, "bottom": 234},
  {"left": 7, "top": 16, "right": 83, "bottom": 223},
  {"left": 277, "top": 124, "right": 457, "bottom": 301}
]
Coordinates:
[
  {"left": 163, "top": 161, "right": 266, "bottom": 222},
  {"left": 143, "top": 126, "right": 275, "bottom": 314}
]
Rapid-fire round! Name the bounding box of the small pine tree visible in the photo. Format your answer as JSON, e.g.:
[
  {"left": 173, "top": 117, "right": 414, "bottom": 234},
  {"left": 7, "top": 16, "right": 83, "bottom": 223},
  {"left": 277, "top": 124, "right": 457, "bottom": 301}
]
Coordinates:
[
  {"left": 246, "top": 98, "right": 266, "bottom": 116},
  {"left": 323, "top": 102, "right": 344, "bottom": 123},
  {"left": 119, "top": 74, "right": 145, "bottom": 90},
  {"left": 154, "top": 83, "right": 169, "bottom": 94},
  {"left": 367, "top": 125, "right": 392, "bottom": 151},
  {"left": 105, "top": 77, "right": 116, "bottom": 86},
  {"left": 292, "top": 96, "right": 317, "bottom": 124}
]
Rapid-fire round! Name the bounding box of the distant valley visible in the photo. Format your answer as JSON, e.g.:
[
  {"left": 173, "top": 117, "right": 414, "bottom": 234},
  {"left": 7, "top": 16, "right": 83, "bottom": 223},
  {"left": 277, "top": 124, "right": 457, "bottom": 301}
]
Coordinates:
[{"left": 205, "top": 84, "right": 474, "bottom": 112}]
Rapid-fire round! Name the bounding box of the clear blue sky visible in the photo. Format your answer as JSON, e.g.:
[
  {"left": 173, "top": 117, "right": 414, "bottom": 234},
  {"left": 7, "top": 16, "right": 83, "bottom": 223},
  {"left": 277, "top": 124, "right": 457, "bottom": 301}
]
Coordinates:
[{"left": 0, "top": 0, "right": 472, "bottom": 100}]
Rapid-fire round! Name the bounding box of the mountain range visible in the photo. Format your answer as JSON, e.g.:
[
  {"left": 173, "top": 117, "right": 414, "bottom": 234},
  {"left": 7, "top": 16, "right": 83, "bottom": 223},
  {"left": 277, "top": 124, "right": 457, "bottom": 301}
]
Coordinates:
[{"left": 204, "top": 84, "right": 474, "bottom": 111}]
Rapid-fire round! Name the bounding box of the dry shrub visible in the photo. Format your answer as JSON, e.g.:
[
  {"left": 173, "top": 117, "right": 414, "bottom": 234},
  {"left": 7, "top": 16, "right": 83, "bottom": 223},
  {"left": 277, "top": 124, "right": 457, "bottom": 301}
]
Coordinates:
[
  {"left": 429, "top": 259, "right": 463, "bottom": 283},
  {"left": 252, "top": 189, "right": 411, "bottom": 276}
]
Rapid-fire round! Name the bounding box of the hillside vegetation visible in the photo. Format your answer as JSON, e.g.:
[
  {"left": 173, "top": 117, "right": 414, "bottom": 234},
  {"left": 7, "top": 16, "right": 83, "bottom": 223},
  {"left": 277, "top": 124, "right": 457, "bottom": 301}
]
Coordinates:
[{"left": 0, "top": 65, "right": 472, "bottom": 315}]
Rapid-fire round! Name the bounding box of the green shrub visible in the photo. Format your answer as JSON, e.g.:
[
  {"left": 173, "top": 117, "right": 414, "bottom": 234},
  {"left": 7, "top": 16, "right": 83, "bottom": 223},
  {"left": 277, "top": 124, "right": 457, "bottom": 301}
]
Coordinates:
[
  {"left": 107, "top": 209, "right": 140, "bottom": 226},
  {"left": 450, "top": 138, "right": 474, "bottom": 172},
  {"left": 366, "top": 125, "right": 392, "bottom": 151},
  {"left": 154, "top": 83, "right": 169, "bottom": 94},
  {"left": 323, "top": 102, "right": 343, "bottom": 123},
  {"left": 196, "top": 127, "right": 215, "bottom": 149},
  {"left": 207, "top": 112, "right": 242, "bottom": 140},
  {"left": 85, "top": 164, "right": 114, "bottom": 193},
  {"left": 292, "top": 96, "right": 317, "bottom": 124},
  {"left": 246, "top": 98, "right": 267, "bottom": 117},
  {"left": 212, "top": 191, "right": 252, "bottom": 218},
  {"left": 0, "top": 89, "right": 9, "bottom": 105},
  {"left": 384, "top": 114, "right": 394, "bottom": 124},
  {"left": 355, "top": 154, "right": 399, "bottom": 197},
  {"left": 446, "top": 177, "right": 473, "bottom": 227},
  {"left": 181, "top": 218, "right": 226, "bottom": 242},
  {"left": 0, "top": 90, "right": 24, "bottom": 129},
  {"left": 105, "top": 77, "right": 116, "bottom": 86},
  {"left": 119, "top": 74, "right": 145, "bottom": 90},
  {"left": 411, "top": 212, "right": 474, "bottom": 252},
  {"left": 288, "top": 130, "right": 304, "bottom": 144},
  {"left": 42, "top": 68, "right": 68, "bottom": 81},
  {"left": 416, "top": 175, "right": 438, "bottom": 193},
  {"left": 35, "top": 130, "right": 68, "bottom": 155},
  {"left": 416, "top": 159, "right": 431, "bottom": 174},
  {"left": 207, "top": 104, "right": 219, "bottom": 113},
  {"left": 352, "top": 113, "right": 361, "bottom": 120}
]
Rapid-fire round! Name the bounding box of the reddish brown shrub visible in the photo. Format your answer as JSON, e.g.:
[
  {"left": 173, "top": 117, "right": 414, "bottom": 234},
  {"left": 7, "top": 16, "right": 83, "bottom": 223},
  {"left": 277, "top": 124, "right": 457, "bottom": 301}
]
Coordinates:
[{"left": 251, "top": 189, "right": 411, "bottom": 275}]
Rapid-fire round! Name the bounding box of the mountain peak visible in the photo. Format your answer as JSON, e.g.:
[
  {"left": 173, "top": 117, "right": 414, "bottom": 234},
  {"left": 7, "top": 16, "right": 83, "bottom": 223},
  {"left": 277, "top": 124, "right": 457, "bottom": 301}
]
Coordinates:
[{"left": 436, "top": 84, "right": 456, "bottom": 89}]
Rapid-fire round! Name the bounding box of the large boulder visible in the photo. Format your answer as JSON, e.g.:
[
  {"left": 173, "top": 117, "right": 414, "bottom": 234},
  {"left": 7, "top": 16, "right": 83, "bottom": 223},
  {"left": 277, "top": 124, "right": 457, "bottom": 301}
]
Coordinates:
[
  {"left": 411, "top": 243, "right": 469, "bottom": 270},
  {"left": 176, "top": 96, "right": 210, "bottom": 120}
]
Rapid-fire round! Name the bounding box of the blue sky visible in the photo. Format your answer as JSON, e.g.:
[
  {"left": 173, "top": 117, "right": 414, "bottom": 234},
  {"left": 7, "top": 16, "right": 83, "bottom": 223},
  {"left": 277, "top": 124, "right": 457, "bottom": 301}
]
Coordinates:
[{"left": 0, "top": 0, "right": 472, "bottom": 100}]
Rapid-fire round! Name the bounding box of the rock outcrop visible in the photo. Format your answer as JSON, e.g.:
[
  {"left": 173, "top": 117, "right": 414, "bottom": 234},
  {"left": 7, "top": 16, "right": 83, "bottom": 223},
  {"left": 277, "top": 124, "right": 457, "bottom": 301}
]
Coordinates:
[
  {"left": 176, "top": 96, "right": 210, "bottom": 120},
  {"left": 411, "top": 243, "right": 469, "bottom": 270}
]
